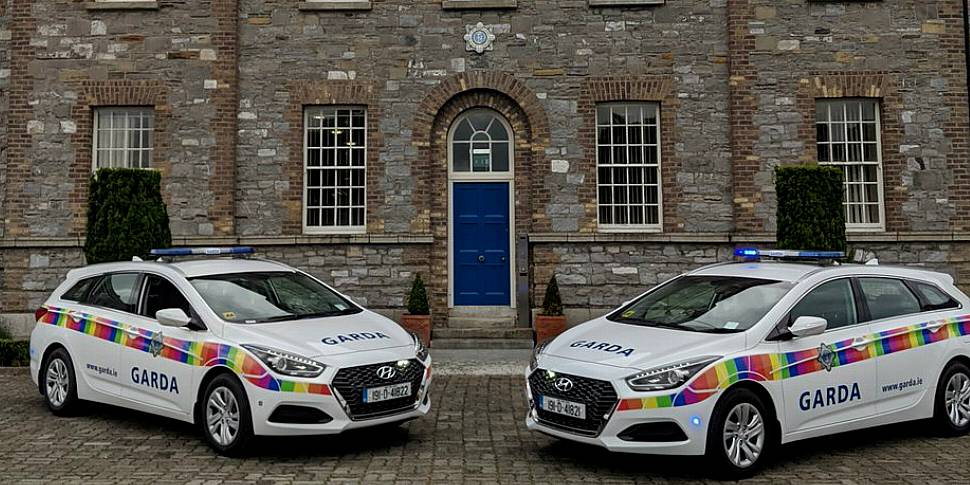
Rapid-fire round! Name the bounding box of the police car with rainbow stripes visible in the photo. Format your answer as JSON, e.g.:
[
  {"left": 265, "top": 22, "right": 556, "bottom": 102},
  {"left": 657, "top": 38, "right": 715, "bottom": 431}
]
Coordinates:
[
  {"left": 29, "top": 247, "right": 431, "bottom": 455},
  {"left": 526, "top": 249, "right": 970, "bottom": 478}
]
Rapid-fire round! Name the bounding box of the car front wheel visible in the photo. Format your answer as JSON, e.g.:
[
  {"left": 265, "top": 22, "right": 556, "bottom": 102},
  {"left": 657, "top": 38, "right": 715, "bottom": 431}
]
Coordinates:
[
  {"left": 934, "top": 361, "right": 970, "bottom": 436},
  {"left": 200, "top": 374, "right": 254, "bottom": 456},
  {"left": 43, "top": 348, "right": 80, "bottom": 416},
  {"left": 705, "top": 387, "right": 774, "bottom": 479}
]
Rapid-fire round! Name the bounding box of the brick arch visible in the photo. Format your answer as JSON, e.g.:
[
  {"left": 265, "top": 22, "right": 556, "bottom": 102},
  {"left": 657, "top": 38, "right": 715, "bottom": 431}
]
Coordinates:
[{"left": 410, "top": 73, "right": 550, "bottom": 325}]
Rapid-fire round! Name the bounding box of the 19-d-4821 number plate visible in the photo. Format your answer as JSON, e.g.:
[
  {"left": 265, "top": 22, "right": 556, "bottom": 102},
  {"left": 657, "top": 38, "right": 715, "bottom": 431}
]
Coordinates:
[{"left": 538, "top": 395, "right": 586, "bottom": 419}]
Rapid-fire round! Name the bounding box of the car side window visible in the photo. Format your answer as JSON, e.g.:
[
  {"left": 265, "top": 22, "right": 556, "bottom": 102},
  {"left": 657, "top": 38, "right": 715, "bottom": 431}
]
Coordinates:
[
  {"left": 142, "top": 275, "right": 193, "bottom": 320},
  {"left": 858, "top": 277, "right": 921, "bottom": 321},
  {"left": 789, "top": 279, "right": 858, "bottom": 331},
  {"left": 910, "top": 281, "right": 960, "bottom": 311},
  {"left": 62, "top": 276, "right": 99, "bottom": 302},
  {"left": 83, "top": 273, "right": 141, "bottom": 314}
]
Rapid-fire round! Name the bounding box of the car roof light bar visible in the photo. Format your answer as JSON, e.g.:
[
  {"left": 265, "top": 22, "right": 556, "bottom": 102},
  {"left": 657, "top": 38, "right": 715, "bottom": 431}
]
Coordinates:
[
  {"left": 149, "top": 247, "right": 256, "bottom": 257},
  {"left": 734, "top": 248, "right": 846, "bottom": 260}
]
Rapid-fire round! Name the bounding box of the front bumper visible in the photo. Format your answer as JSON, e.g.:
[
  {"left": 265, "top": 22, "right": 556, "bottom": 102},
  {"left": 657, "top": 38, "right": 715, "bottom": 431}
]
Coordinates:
[
  {"left": 525, "top": 356, "right": 714, "bottom": 456},
  {"left": 246, "top": 357, "right": 432, "bottom": 437}
]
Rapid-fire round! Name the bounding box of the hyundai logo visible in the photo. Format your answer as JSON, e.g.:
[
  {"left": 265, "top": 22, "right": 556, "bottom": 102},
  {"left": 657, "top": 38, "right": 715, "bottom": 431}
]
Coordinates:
[
  {"left": 376, "top": 366, "right": 397, "bottom": 380},
  {"left": 554, "top": 377, "right": 574, "bottom": 393}
]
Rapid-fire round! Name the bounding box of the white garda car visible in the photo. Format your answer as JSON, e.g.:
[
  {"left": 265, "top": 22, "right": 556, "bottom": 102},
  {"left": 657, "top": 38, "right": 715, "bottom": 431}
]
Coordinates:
[
  {"left": 29, "top": 247, "right": 431, "bottom": 455},
  {"left": 526, "top": 249, "right": 970, "bottom": 478}
]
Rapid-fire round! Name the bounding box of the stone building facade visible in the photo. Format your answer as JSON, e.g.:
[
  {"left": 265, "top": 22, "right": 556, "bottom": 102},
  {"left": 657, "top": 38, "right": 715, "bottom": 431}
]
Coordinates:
[{"left": 1, "top": 0, "right": 970, "bottom": 344}]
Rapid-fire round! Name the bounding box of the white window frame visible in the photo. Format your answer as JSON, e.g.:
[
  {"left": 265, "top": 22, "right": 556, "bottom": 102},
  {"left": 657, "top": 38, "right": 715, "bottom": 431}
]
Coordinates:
[
  {"left": 92, "top": 107, "right": 154, "bottom": 170},
  {"left": 595, "top": 102, "right": 663, "bottom": 233},
  {"left": 302, "top": 105, "right": 368, "bottom": 235},
  {"left": 816, "top": 98, "right": 886, "bottom": 232}
]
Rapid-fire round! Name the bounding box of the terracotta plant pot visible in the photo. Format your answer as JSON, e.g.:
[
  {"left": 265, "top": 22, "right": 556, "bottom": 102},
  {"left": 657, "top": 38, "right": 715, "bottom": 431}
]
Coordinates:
[
  {"left": 401, "top": 314, "right": 432, "bottom": 347},
  {"left": 534, "top": 314, "right": 567, "bottom": 345}
]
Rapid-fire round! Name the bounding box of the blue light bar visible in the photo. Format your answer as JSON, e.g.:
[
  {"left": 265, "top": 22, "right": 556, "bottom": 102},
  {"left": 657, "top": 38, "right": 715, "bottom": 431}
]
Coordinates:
[
  {"left": 734, "top": 248, "right": 846, "bottom": 260},
  {"left": 150, "top": 246, "right": 255, "bottom": 257}
]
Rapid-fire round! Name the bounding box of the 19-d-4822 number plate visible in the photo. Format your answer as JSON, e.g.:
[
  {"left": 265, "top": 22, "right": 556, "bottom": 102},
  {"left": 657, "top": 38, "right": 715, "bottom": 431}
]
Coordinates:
[{"left": 363, "top": 382, "right": 412, "bottom": 403}]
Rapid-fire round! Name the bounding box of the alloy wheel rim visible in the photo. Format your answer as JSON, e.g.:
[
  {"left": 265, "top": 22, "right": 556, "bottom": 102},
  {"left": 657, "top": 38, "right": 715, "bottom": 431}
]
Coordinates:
[
  {"left": 206, "top": 387, "right": 240, "bottom": 447},
  {"left": 945, "top": 372, "right": 970, "bottom": 428},
  {"left": 45, "top": 358, "right": 69, "bottom": 407},
  {"left": 722, "top": 402, "right": 765, "bottom": 469}
]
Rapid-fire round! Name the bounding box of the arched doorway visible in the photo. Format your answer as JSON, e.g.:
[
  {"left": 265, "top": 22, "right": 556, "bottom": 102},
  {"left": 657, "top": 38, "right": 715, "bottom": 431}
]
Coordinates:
[{"left": 447, "top": 108, "right": 515, "bottom": 308}]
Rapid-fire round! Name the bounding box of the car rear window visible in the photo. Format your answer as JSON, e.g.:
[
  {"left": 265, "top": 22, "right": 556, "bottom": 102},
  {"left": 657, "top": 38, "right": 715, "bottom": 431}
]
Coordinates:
[
  {"left": 911, "top": 281, "right": 960, "bottom": 311},
  {"left": 61, "top": 276, "right": 99, "bottom": 302}
]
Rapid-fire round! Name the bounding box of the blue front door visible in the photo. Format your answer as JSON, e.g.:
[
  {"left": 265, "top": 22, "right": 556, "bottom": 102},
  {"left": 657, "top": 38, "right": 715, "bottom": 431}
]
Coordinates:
[{"left": 453, "top": 182, "right": 511, "bottom": 306}]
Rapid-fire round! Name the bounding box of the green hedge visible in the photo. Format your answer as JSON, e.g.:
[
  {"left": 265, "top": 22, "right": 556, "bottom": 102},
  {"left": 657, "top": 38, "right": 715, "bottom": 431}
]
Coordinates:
[
  {"left": 0, "top": 341, "right": 29, "bottom": 367},
  {"left": 775, "top": 165, "right": 847, "bottom": 253},
  {"left": 84, "top": 168, "right": 172, "bottom": 264},
  {"left": 406, "top": 274, "right": 430, "bottom": 315}
]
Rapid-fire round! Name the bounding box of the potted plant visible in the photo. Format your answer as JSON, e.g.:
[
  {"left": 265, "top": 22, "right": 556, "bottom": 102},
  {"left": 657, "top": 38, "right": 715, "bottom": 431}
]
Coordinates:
[
  {"left": 535, "top": 275, "right": 567, "bottom": 344},
  {"left": 401, "top": 274, "right": 431, "bottom": 346}
]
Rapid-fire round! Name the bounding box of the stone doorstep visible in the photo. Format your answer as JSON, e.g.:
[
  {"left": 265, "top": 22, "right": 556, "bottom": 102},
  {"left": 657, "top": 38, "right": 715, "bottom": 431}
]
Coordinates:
[
  {"left": 430, "top": 338, "right": 534, "bottom": 350},
  {"left": 432, "top": 327, "right": 533, "bottom": 340}
]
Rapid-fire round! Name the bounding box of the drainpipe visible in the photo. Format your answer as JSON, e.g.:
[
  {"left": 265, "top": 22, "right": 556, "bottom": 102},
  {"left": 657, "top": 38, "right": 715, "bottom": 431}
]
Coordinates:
[{"left": 964, "top": 1, "right": 970, "bottom": 123}]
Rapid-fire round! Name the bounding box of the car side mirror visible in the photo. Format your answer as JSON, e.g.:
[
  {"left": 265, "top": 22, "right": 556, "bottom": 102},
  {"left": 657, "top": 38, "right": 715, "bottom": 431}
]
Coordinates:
[
  {"left": 156, "top": 308, "right": 192, "bottom": 328},
  {"left": 790, "top": 316, "right": 827, "bottom": 338}
]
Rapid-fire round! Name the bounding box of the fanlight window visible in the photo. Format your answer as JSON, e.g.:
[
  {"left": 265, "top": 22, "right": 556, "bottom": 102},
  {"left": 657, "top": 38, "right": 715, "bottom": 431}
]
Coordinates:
[{"left": 451, "top": 109, "right": 511, "bottom": 173}]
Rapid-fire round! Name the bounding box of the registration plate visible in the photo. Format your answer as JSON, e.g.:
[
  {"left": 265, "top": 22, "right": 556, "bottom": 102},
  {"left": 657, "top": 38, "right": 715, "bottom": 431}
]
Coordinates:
[
  {"left": 363, "top": 382, "right": 412, "bottom": 403},
  {"left": 538, "top": 395, "right": 586, "bottom": 419}
]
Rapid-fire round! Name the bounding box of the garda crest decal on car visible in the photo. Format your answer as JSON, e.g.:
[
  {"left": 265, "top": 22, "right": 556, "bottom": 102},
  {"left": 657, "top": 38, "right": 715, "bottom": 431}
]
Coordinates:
[
  {"left": 569, "top": 340, "right": 635, "bottom": 357},
  {"left": 149, "top": 332, "right": 164, "bottom": 358},
  {"left": 817, "top": 343, "right": 837, "bottom": 372}
]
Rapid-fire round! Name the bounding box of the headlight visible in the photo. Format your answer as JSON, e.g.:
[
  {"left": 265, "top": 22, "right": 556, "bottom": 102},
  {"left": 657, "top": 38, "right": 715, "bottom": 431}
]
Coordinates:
[
  {"left": 625, "top": 356, "right": 720, "bottom": 392},
  {"left": 241, "top": 344, "right": 326, "bottom": 378},
  {"left": 410, "top": 331, "right": 429, "bottom": 362},
  {"left": 530, "top": 340, "right": 551, "bottom": 372}
]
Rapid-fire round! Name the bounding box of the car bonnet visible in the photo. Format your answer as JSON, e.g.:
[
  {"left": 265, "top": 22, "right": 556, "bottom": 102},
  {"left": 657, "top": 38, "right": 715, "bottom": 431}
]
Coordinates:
[{"left": 542, "top": 317, "right": 748, "bottom": 372}]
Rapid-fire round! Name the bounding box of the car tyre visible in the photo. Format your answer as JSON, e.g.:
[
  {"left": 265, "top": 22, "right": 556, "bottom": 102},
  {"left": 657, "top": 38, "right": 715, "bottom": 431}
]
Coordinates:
[
  {"left": 200, "top": 374, "right": 254, "bottom": 457},
  {"left": 933, "top": 361, "right": 970, "bottom": 437},
  {"left": 705, "top": 387, "right": 774, "bottom": 479},
  {"left": 42, "top": 348, "right": 81, "bottom": 416}
]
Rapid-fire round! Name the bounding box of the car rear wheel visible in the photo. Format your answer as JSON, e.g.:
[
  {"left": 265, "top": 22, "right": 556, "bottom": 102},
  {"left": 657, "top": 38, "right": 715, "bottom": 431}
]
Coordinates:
[
  {"left": 200, "top": 374, "right": 253, "bottom": 456},
  {"left": 705, "top": 387, "right": 773, "bottom": 479},
  {"left": 934, "top": 361, "right": 970, "bottom": 436},
  {"left": 43, "top": 348, "right": 80, "bottom": 416}
]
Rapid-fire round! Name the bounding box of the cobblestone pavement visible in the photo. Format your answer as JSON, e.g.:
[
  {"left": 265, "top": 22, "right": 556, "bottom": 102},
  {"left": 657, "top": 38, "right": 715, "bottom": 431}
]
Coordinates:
[{"left": 2, "top": 367, "right": 969, "bottom": 484}]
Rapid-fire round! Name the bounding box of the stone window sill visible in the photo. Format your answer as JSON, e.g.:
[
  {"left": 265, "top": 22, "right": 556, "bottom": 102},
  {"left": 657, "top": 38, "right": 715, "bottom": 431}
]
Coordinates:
[
  {"left": 442, "top": 0, "right": 517, "bottom": 9},
  {"left": 84, "top": 1, "right": 159, "bottom": 10},
  {"left": 299, "top": 1, "right": 372, "bottom": 11},
  {"left": 588, "top": 0, "right": 664, "bottom": 6}
]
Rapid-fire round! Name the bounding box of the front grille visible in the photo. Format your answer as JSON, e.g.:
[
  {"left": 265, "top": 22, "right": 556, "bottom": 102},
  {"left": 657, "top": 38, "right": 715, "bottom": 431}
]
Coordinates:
[
  {"left": 332, "top": 359, "right": 425, "bottom": 420},
  {"left": 529, "top": 369, "right": 618, "bottom": 437}
]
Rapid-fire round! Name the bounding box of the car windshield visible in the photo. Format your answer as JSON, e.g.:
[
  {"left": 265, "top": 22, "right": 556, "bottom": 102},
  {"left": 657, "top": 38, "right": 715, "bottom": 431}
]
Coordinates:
[
  {"left": 189, "top": 271, "right": 361, "bottom": 324},
  {"left": 608, "top": 275, "right": 794, "bottom": 333}
]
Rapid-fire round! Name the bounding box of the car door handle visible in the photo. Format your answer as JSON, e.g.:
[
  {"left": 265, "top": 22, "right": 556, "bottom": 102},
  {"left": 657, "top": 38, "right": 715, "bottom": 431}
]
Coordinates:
[
  {"left": 122, "top": 326, "right": 141, "bottom": 337},
  {"left": 851, "top": 337, "right": 870, "bottom": 351}
]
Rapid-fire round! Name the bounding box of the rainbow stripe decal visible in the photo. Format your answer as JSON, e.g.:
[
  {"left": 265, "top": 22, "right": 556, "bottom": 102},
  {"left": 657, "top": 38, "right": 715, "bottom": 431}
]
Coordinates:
[
  {"left": 40, "top": 306, "right": 331, "bottom": 396},
  {"left": 617, "top": 314, "right": 970, "bottom": 411}
]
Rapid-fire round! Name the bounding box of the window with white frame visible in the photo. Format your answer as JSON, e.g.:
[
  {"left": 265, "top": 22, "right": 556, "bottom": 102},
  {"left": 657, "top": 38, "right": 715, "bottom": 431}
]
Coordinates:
[
  {"left": 304, "top": 106, "right": 367, "bottom": 233},
  {"left": 93, "top": 107, "right": 154, "bottom": 169},
  {"left": 596, "top": 102, "right": 662, "bottom": 230},
  {"left": 816, "top": 99, "right": 884, "bottom": 230}
]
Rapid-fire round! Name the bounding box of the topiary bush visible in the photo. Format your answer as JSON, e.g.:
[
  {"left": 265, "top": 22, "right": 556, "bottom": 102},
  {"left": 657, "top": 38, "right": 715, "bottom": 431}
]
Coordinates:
[
  {"left": 406, "top": 274, "right": 430, "bottom": 315},
  {"left": 84, "top": 168, "right": 172, "bottom": 264},
  {"left": 775, "top": 165, "right": 847, "bottom": 253},
  {"left": 0, "top": 340, "right": 29, "bottom": 367},
  {"left": 541, "top": 275, "right": 564, "bottom": 317}
]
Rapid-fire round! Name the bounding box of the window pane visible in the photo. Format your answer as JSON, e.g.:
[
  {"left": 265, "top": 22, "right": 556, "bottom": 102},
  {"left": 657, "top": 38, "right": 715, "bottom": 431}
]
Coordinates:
[
  {"left": 304, "top": 106, "right": 366, "bottom": 230},
  {"left": 816, "top": 99, "right": 884, "bottom": 229},
  {"left": 85, "top": 273, "right": 141, "bottom": 314},
  {"left": 492, "top": 143, "right": 510, "bottom": 172},
  {"left": 858, "top": 278, "right": 921, "bottom": 321},
  {"left": 790, "top": 279, "right": 857, "bottom": 330},
  {"left": 596, "top": 103, "right": 661, "bottom": 229},
  {"left": 94, "top": 107, "right": 154, "bottom": 170}
]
